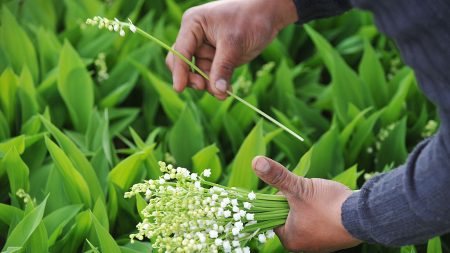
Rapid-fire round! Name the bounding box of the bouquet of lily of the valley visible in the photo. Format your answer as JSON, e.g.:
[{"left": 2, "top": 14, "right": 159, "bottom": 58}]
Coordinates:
[{"left": 125, "top": 162, "right": 289, "bottom": 253}]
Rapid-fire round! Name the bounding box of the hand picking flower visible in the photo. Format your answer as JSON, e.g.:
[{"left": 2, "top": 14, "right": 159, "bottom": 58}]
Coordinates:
[{"left": 125, "top": 161, "right": 288, "bottom": 253}]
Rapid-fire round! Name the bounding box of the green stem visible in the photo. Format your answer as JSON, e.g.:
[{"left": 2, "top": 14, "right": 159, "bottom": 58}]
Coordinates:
[{"left": 127, "top": 24, "right": 304, "bottom": 142}]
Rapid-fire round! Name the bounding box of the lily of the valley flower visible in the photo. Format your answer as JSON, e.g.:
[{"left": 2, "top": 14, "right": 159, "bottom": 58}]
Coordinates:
[{"left": 125, "top": 161, "right": 289, "bottom": 253}]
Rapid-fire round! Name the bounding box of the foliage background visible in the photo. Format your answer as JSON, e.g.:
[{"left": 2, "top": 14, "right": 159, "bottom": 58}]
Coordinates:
[{"left": 0, "top": 0, "right": 446, "bottom": 252}]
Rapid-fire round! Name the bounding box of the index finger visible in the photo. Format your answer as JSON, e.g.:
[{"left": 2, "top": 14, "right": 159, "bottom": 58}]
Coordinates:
[{"left": 171, "top": 20, "right": 204, "bottom": 92}]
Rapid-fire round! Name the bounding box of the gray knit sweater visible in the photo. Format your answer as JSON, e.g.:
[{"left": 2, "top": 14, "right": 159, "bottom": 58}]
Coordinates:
[{"left": 294, "top": 0, "right": 450, "bottom": 246}]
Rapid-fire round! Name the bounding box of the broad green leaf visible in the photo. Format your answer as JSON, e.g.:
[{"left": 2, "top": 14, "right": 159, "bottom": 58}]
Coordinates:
[
  {"left": 133, "top": 62, "right": 184, "bottom": 123},
  {"left": 40, "top": 116, "right": 104, "bottom": 202},
  {"left": 3, "top": 147, "right": 30, "bottom": 194},
  {"left": 169, "top": 105, "right": 204, "bottom": 167},
  {"left": 305, "top": 25, "right": 372, "bottom": 124},
  {"left": 359, "top": 41, "right": 388, "bottom": 108},
  {"left": 18, "top": 66, "right": 40, "bottom": 123},
  {"left": 57, "top": 40, "right": 94, "bottom": 132},
  {"left": 308, "top": 126, "right": 344, "bottom": 178},
  {"left": 21, "top": 0, "right": 56, "bottom": 31},
  {"left": 26, "top": 222, "right": 48, "bottom": 252},
  {"left": 90, "top": 212, "right": 121, "bottom": 253},
  {"left": 100, "top": 81, "right": 135, "bottom": 108},
  {"left": 0, "top": 135, "right": 25, "bottom": 155},
  {"left": 401, "top": 245, "right": 417, "bottom": 253},
  {"left": 108, "top": 148, "right": 151, "bottom": 190},
  {"left": 2, "top": 196, "right": 48, "bottom": 251},
  {"left": 292, "top": 148, "right": 312, "bottom": 177},
  {"left": 192, "top": 144, "right": 222, "bottom": 183},
  {"left": 45, "top": 137, "right": 91, "bottom": 206},
  {"left": 135, "top": 194, "right": 148, "bottom": 220},
  {"left": 0, "top": 110, "right": 10, "bottom": 140},
  {"left": 93, "top": 197, "right": 109, "bottom": 231},
  {"left": 348, "top": 111, "right": 382, "bottom": 164},
  {"left": 332, "top": 164, "right": 362, "bottom": 190},
  {"left": 53, "top": 210, "right": 92, "bottom": 252},
  {"left": 228, "top": 121, "right": 265, "bottom": 190},
  {"left": 108, "top": 108, "right": 140, "bottom": 137},
  {"left": 380, "top": 71, "right": 414, "bottom": 125},
  {"left": 166, "top": 0, "right": 183, "bottom": 23},
  {"left": 0, "top": 7, "right": 39, "bottom": 81},
  {"left": 43, "top": 204, "right": 83, "bottom": 246},
  {"left": 427, "top": 237, "right": 442, "bottom": 253},
  {"left": 339, "top": 107, "right": 372, "bottom": 150},
  {"left": 0, "top": 204, "right": 23, "bottom": 225},
  {"left": 36, "top": 27, "right": 61, "bottom": 75},
  {"left": 0, "top": 68, "right": 19, "bottom": 126}
]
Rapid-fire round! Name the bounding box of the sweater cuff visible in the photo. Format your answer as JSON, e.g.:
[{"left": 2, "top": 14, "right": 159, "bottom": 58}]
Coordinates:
[
  {"left": 341, "top": 191, "right": 375, "bottom": 243},
  {"left": 293, "top": 0, "right": 353, "bottom": 24}
]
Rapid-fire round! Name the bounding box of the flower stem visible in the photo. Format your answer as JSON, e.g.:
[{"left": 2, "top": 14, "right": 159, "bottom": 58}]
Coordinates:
[{"left": 127, "top": 24, "right": 304, "bottom": 142}]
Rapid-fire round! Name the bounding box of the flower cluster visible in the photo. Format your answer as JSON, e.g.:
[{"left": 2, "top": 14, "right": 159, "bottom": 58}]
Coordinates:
[
  {"left": 85, "top": 16, "right": 136, "bottom": 37},
  {"left": 125, "top": 162, "right": 289, "bottom": 253}
]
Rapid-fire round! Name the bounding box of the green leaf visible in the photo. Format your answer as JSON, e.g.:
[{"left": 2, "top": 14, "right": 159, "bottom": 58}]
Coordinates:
[
  {"left": 292, "top": 148, "right": 312, "bottom": 177},
  {"left": 2, "top": 196, "right": 48, "bottom": 251},
  {"left": 0, "top": 204, "right": 23, "bottom": 226},
  {"left": 359, "top": 41, "right": 388, "bottom": 108},
  {"left": 332, "top": 164, "right": 362, "bottom": 190},
  {"left": 376, "top": 118, "right": 408, "bottom": 168},
  {"left": 26, "top": 222, "right": 48, "bottom": 252},
  {"left": 90, "top": 212, "right": 121, "bottom": 253},
  {"left": 380, "top": 71, "right": 414, "bottom": 125},
  {"left": 0, "top": 135, "right": 25, "bottom": 158},
  {"left": 18, "top": 66, "right": 40, "bottom": 123},
  {"left": 427, "top": 237, "right": 442, "bottom": 253},
  {"left": 228, "top": 121, "right": 265, "bottom": 190},
  {"left": 401, "top": 245, "right": 417, "bottom": 253},
  {"left": 0, "top": 110, "right": 10, "bottom": 140},
  {"left": 305, "top": 25, "right": 372, "bottom": 124},
  {"left": 93, "top": 197, "right": 109, "bottom": 231},
  {"left": 0, "top": 68, "right": 19, "bottom": 127},
  {"left": 40, "top": 116, "right": 104, "bottom": 203},
  {"left": 45, "top": 137, "right": 92, "bottom": 206},
  {"left": 307, "top": 126, "right": 344, "bottom": 178},
  {"left": 57, "top": 40, "right": 94, "bottom": 132},
  {"left": 169, "top": 105, "right": 204, "bottom": 167},
  {"left": 3, "top": 147, "right": 30, "bottom": 194},
  {"left": 43, "top": 204, "right": 83, "bottom": 246},
  {"left": 0, "top": 7, "right": 39, "bottom": 81},
  {"left": 134, "top": 62, "right": 184, "bottom": 123},
  {"left": 192, "top": 144, "right": 222, "bottom": 183},
  {"left": 108, "top": 148, "right": 151, "bottom": 190}
]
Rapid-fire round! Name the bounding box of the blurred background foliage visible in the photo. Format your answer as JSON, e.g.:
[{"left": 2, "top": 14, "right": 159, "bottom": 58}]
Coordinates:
[{"left": 0, "top": 0, "right": 445, "bottom": 252}]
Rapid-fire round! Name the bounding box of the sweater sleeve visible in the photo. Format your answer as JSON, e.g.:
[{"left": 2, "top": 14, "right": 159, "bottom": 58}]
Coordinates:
[
  {"left": 293, "top": 0, "right": 352, "bottom": 24},
  {"left": 342, "top": 0, "right": 450, "bottom": 246}
]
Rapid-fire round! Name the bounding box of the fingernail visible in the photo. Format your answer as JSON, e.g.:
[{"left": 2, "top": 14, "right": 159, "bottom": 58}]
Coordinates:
[
  {"left": 254, "top": 157, "right": 270, "bottom": 173},
  {"left": 215, "top": 79, "right": 228, "bottom": 93}
]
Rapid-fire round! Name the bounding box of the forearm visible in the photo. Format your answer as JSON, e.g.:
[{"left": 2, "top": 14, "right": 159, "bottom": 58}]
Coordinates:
[
  {"left": 342, "top": 0, "right": 450, "bottom": 245},
  {"left": 342, "top": 119, "right": 450, "bottom": 245}
]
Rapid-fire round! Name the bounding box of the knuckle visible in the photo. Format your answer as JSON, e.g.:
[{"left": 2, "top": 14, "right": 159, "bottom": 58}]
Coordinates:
[
  {"left": 182, "top": 7, "right": 198, "bottom": 22},
  {"left": 271, "top": 170, "right": 289, "bottom": 187},
  {"left": 226, "top": 30, "right": 245, "bottom": 45}
]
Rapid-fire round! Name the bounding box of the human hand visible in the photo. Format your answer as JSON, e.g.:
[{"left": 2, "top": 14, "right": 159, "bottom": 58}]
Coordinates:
[
  {"left": 252, "top": 156, "right": 362, "bottom": 252},
  {"left": 166, "top": 0, "right": 298, "bottom": 99}
]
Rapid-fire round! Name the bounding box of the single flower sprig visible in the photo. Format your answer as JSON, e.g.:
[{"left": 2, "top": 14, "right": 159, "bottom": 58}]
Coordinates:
[
  {"left": 125, "top": 161, "right": 289, "bottom": 253},
  {"left": 85, "top": 16, "right": 305, "bottom": 142}
]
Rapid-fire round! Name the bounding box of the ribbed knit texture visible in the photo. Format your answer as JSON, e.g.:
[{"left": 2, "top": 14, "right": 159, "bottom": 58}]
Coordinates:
[
  {"left": 294, "top": 0, "right": 352, "bottom": 24},
  {"left": 294, "top": 0, "right": 450, "bottom": 246}
]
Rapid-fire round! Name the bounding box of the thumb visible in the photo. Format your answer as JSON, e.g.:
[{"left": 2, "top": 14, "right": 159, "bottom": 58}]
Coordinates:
[
  {"left": 209, "top": 42, "right": 240, "bottom": 96},
  {"left": 252, "top": 156, "right": 303, "bottom": 195}
]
